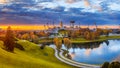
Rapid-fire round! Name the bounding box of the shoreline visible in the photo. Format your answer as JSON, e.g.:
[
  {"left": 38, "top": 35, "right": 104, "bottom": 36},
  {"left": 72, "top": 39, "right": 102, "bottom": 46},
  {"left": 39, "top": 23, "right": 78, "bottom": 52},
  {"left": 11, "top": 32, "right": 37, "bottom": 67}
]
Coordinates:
[
  {"left": 50, "top": 46, "right": 100, "bottom": 68},
  {"left": 71, "top": 36, "right": 120, "bottom": 43},
  {"left": 39, "top": 36, "right": 120, "bottom": 44}
]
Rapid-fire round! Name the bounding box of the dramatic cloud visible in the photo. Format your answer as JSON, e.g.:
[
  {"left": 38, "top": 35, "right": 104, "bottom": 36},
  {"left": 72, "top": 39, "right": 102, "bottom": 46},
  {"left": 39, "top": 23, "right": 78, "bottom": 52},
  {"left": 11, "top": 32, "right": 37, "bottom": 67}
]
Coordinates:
[
  {"left": 0, "top": 0, "right": 7, "bottom": 4},
  {"left": 66, "top": 0, "right": 79, "bottom": 4},
  {"left": 0, "top": 0, "right": 120, "bottom": 25}
]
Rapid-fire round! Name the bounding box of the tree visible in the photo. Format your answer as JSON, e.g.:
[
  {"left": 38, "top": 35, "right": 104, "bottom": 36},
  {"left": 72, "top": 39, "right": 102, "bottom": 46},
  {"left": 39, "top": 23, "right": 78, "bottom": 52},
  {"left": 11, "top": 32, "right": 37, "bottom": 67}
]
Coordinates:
[
  {"left": 84, "top": 31, "right": 91, "bottom": 40},
  {"left": 63, "top": 38, "right": 71, "bottom": 51},
  {"left": 91, "top": 32, "right": 96, "bottom": 40},
  {"left": 4, "top": 26, "right": 15, "bottom": 52},
  {"left": 21, "top": 33, "right": 30, "bottom": 40},
  {"left": 108, "top": 62, "right": 120, "bottom": 68},
  {"left": 29, "top": 32, "right": 39, "bottom": 43},
  {"left": 103, "top": 29, "right": 109, "bottom": 37},
  {"left": 53, "top": 38, "right": 62, "bottom": 51},
  {"left": 102, "top": 62, "right": 109, "bottom": 68},
  {"left": 102, "top": 61, "right": 120, "bottom": 68},
  {"left": 63, "top": 38, "right": 71, "bottom": 56}
]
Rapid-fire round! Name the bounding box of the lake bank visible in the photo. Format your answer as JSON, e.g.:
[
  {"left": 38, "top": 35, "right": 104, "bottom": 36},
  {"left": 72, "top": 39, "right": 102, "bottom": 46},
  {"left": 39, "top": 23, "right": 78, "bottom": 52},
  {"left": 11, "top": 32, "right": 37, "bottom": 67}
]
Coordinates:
[
  {"left": 71, "top": 36, "right": 120, "bottom": 43},
  {"left": 39, "top": 36, "right": 120, "bottom": 44}
]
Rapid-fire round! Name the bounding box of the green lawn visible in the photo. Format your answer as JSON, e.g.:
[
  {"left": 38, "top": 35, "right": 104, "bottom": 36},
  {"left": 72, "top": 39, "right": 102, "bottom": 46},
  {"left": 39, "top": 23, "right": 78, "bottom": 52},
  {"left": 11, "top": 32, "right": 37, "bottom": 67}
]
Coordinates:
[
  {"left": 0, "top": 40, "right": 75, "bottom": 68},
  {"left": 71, "top": 36, "right": 120, "bottom": 43},
  {"left": 39, "top": 38, "right": 53, "bottom": 43}
]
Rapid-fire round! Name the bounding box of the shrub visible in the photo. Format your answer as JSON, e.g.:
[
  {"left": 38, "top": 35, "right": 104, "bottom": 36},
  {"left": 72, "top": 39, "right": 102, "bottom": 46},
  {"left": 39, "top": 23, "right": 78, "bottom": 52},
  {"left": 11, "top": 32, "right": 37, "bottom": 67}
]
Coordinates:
[
  {"left": 102, "top": 62, "right": 109, "bottom": 68},
  {"left": 15, "top": 43, "right": 25, "bottom": 50}
]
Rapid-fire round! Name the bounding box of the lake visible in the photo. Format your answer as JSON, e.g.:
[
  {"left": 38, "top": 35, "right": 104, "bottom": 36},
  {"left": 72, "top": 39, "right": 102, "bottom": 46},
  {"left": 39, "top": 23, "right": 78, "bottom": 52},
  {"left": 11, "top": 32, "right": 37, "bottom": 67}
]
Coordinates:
[{"left": 50, "top": 40, "right": 120, "bottom": 65}]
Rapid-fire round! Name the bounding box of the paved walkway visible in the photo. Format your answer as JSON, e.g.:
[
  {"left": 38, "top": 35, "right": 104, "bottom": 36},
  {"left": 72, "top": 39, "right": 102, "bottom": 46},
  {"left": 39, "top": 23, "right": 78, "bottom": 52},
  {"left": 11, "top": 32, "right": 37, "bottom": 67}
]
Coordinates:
[{"left": 50, "top": 46, "right": 101, "bottom": 68}]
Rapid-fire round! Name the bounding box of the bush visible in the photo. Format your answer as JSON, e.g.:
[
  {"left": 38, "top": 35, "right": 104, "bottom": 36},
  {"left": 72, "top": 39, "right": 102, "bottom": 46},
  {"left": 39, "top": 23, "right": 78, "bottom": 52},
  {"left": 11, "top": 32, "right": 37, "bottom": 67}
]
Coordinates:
[
  {"left": 15, "top": 43, "right": 25, "bottom": 50},
  {"left": 108, "top": 62, "right": 120, "bottom": 68},
  {"left": 102, "top": 61, "right": 120, "bottom": 68},
  {"left": 40, "top": 44, "right": 46, "bottom": 49},
  {"left": 102, "top": 62, "right": 109, "bottom": 68}
]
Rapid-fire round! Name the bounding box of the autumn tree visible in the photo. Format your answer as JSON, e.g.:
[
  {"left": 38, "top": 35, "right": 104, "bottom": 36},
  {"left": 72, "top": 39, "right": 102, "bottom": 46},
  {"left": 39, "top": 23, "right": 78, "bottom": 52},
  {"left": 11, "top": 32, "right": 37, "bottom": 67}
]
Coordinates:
[
  {"left": 103, "top": 29, "right": 109, "bottom": 37},
  {"left": 63, "top": 38, "right": 71, "bottom": 51},
  {"left": 53, "top": 37, "right": 62, "bottom": 51},
  {"left": 21, "top": 33, "right": 30, "bottom": 40},
  {"left": 84, "top": 31, "right": 91, "bottom": 40},
  {"left": 91, "top": 31, "right": 100, "bottom": 40},
  {"left": 91, "top": 32, "right": 96, "bottom": 40},
  {"left": 29, "top": 32, "right": 39, "bottom": 43},
  {"left": 4, "top": 26, "right": 15, "bottom": 52}
]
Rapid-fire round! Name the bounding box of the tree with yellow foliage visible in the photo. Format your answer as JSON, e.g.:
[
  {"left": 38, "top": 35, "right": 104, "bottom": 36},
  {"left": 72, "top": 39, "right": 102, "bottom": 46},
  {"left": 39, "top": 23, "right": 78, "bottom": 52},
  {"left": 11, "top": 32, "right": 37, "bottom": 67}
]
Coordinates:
[
  {"left": 63, "top": 38, "right": 71, "bottom": 51},
  {"left": 53, "top": 38, "right": 62, "bottom": 52}
]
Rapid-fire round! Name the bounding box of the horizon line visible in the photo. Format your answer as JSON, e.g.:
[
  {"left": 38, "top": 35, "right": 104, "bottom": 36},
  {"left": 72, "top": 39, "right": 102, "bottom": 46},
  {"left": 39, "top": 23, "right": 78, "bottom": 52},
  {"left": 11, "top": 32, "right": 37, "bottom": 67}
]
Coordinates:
[{"left": 0, "top": 25, "right": 120, "bottom": 30}]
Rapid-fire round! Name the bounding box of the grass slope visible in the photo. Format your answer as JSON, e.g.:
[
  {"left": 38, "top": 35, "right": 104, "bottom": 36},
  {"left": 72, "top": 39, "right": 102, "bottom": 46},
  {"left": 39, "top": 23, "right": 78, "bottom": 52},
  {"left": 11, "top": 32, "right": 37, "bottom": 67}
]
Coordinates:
[{"left": 0, "top": 40, "right": 75, "bottom": 68}]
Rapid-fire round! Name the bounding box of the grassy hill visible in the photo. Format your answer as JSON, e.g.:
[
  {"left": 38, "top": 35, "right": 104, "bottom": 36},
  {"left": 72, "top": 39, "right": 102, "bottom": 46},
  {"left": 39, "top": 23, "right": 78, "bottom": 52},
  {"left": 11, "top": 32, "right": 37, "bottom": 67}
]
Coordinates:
[{"left": 0, "top": 40, "right": 75, "bottom": 68}]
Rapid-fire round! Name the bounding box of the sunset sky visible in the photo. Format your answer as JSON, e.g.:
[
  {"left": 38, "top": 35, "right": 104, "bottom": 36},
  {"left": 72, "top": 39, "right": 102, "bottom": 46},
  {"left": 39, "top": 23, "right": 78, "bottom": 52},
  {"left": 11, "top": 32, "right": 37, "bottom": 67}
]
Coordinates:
[{"left": 0, "top": 0, "right": 120, "bottom": 26}]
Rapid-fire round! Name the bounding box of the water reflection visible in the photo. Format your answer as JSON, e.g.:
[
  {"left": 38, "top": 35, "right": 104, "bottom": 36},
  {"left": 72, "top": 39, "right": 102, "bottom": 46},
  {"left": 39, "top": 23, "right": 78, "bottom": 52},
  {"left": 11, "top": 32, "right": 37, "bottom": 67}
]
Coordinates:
[
  {"left": 71, "top": 41, "right": 105, "bottom": 54},
  {"left": 48, "top": 40, "right": 120, "bottom": 64},
  {"left": 68, "top": 40, "right": 120, "bottom": 64}
]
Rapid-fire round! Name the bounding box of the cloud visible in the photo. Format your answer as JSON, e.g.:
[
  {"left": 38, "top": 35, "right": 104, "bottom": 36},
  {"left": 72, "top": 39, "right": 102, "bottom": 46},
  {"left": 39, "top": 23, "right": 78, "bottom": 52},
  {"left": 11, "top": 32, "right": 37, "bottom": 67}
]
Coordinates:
[
  {"left": 65, "top": 0, "right": 79, "bottom": 4},
  {"left": 0, "top": 0, "right": 7, "bottom": 4},
  {"left": 0, "top": 17, "right": 6, "bottom": 20},
  {"left": 92, "top": 5, "right": 103, "bottom": 12},
  {"left": 108, "top": 3, "right": 120, "bottom": 11},
  {"left": 1, "top": 8, "right": 15, "bottom": 12},
  {"left": 0, "top": 0, "right": 120, "bottom": 25},
  {"left": 85, "top": 49, "right": 91, "bottom": 56},
  {"left": 84, "top": 0, "right": 91, "bottom": 7}
]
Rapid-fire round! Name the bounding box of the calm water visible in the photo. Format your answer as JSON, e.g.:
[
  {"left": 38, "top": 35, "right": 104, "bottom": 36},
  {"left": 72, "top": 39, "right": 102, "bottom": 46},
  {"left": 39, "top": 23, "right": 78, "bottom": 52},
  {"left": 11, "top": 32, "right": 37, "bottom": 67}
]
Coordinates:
[
  {"left": 67, "top": 40, "right": 120, "bottom": 64},
  {"left": 49, "top": 40, "right": 120, "bottom": 64}
]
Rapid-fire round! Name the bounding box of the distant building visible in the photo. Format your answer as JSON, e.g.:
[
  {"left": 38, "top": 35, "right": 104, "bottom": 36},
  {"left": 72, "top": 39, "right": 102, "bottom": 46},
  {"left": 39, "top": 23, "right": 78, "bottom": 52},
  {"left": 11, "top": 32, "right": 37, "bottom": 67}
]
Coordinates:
[{"left": 59, "top": 21, "right": 64, "bottom": 29}]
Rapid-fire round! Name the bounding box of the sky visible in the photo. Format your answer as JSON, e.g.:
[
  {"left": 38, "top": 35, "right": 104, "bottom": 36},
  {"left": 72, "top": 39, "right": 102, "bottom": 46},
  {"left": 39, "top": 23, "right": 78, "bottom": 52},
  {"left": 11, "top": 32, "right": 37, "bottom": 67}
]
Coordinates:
[{"left": 0, "top": 0, "right": 120, "bottom": 25}]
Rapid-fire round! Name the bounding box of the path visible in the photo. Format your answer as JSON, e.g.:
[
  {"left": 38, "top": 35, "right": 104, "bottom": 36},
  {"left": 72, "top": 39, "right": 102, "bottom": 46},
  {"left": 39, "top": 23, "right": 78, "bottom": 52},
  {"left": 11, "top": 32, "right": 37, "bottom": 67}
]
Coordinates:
[{"left": 50, "top": 46, "right": 101, "bottom": 68}]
